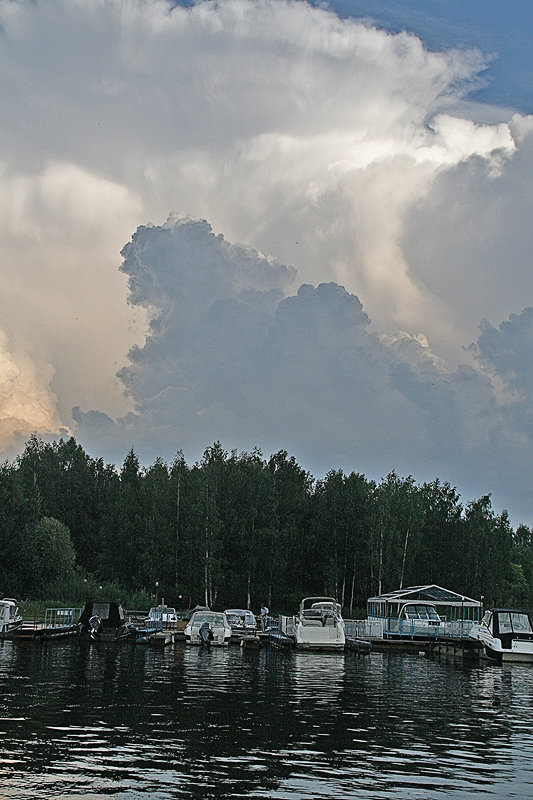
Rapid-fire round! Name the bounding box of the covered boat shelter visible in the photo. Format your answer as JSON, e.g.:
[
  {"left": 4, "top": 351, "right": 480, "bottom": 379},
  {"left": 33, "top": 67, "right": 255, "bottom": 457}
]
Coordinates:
[{"left": 367, "top": 584, "right": 483, "bottom": 624}]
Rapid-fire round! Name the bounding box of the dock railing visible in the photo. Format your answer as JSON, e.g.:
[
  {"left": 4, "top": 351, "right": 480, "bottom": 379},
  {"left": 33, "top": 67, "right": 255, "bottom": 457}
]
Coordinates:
[
  {"left": 344, "top": 619, "right": 381, "bottom": 640},
  {"left": 43, "top": 608, "right": 80, "bottom": 628},
  {"left": 347, "top": 618, "right": 476, "bottom": 640}
]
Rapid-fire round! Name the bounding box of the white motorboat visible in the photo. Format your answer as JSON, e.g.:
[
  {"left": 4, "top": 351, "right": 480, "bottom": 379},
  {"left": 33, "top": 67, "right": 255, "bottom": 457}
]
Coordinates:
[
  {"left": 184, "top": 610, "right": 232, "bottom": 646},
  {"left": 224, "top": 608, "right": 258, "bottom": 635},
  {"left": 145, "top": 602, "right": 178, "bottom": 630},
  {"left": 469, "top": 608, "right": 533, "bottom": 663},
  {"left": 0, "top": 598, "right": 23, "bottom": 636},
  {"left": 294, "top": 597, "right": 345, "bottom": 651},
  {"left": 395, "top": 601, "right": 443, "bottom": 635}
]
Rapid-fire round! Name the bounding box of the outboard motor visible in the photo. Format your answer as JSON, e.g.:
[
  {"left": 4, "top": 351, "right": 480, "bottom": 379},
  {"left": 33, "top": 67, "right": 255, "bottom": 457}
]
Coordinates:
[
  {"left": 199, "top": 621, "right": 214, "bottom": 647},
  {"left": 89, "top": 614, "right": 102, "bottom": 638}
]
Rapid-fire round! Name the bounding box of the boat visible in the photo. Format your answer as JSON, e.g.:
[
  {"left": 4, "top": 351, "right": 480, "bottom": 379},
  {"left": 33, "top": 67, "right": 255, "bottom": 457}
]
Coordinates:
[
  {"left": 469, "top": 608, "right": 533, "bottom": 663},
  {"left": 184, "top": 610, "right": 231, "bottom": 646},
  {"left": 396, "top": 601, "right": 442, "bottom": 632},
  {"left": 78, "top": 601, "right": 131, "bottom": 642},
  {"left": 145, "top": 601, "right": 178, "bottom": 630},
  {"left": 293, "top": 597, "right": 346, "bottom": 651},
  {"left": 0, "top": 598, "right": 23, "bottom": 636},
  {"left": 223, "top": 608, "right": 258, "bottom": 635}
]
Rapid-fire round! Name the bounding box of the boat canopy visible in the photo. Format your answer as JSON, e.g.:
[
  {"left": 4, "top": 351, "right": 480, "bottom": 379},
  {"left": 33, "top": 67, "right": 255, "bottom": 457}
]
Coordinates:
[
  {"left": 79, "top": 601, "right": 126, "bottom": 627},
  {"left": 367, "top": 585, "right": 483, "bottom": 621}
]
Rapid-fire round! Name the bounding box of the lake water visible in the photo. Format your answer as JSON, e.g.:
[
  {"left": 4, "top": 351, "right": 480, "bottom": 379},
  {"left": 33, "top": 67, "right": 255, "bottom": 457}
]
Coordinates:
[{"left": 1, "top": 638, "right": 533, "bottom": 799}]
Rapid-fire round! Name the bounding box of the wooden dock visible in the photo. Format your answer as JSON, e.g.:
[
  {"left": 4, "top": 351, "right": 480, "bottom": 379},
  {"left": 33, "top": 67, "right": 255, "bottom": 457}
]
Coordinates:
[
  {"left": 11, "top": 621, "right": 78, "bottom": 641},
  {"left": 368, "top": 636, "right": 483, "bottom": 660},
  {"left": 426, "top": 637, "right": 482, "bottom": 661}
]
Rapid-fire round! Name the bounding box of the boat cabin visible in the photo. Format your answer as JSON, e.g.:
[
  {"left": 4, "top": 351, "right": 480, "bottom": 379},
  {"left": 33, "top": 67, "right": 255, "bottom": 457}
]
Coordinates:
[
  {"left": 79, "top": 601, "right": 126, "bottom": 629},
  {"left": 398, "top": 602, "right": 442, "bottom": 625},
  {"left": 224, "top": 609, "right": 257, "bottom": 632},
  {"left": 146, "top": 602, "right": 178, "bottom": 629},
  {"left": 481, "top": 609, "right": 533, "bottom": 648}
]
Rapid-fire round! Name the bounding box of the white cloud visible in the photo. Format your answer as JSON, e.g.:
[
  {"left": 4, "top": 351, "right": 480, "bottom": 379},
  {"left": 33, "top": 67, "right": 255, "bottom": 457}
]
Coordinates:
[
  {"left": 0, "top": 160, "right": 144, "bottom": 434},
  {"left": 0, "top": 328, "right": 66, "bottom": 452}
]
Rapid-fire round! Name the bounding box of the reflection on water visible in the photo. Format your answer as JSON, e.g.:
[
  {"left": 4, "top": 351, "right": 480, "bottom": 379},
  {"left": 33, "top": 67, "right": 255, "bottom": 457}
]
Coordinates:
[{"left": 1, "top": 638, "right": 533, "bottom": 798}]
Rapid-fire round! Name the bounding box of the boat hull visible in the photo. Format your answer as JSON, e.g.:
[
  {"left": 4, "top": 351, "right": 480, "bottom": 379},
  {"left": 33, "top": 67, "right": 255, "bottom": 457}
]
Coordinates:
[
  {"left": 295, "top": 641, "right": 345, "bottom": 651},
  {"left": 470, "top": 621, "right": 533, "bottom": 663}
]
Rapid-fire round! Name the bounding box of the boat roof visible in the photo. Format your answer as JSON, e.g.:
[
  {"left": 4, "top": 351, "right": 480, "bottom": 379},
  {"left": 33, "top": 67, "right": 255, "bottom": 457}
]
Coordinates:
[
  {"left": 190, "top": 610, "right": 225, "bottom": 619},
  {"left": 302, "top": 597, "right": 338, "bottom": 604},
  {"left": 79, "top": 601, "right": 126, "bottom": 625},
  {"left": 367, "top": 584, "right": 482, "bottom": 608},
  {"left": 490, "top": 608, "right": 530, "bottom": 615},
  {"left": 224, "top": 609, "right": 254, "bottom": 614}
]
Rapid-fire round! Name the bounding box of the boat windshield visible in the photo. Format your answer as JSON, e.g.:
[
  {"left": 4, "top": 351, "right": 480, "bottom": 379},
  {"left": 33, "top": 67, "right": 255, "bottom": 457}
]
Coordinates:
[
  {"left": 312, "top": 603, "right": 339, "bottom": 614},
  {"left": 509, "top": 612, "right": 533, "bottom": 633},
  {"left": 403, "top": 604, "right": 441, "bottom": 621},
  {"left": 149, "top": 607, "right": 176, "bottom": 618},
  {"left": 225, "top": 610, "right": 255, "bottom": 625},
  {"left": 192, "top": 613, "right": 225, "bottom": 625}
]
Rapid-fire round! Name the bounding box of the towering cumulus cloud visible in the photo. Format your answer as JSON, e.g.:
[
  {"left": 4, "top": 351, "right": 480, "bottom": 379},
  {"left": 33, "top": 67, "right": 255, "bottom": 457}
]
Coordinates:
[
  {"left": 1, "top": 0, "right": 533, "bottom": 521},
  {"left": 72, "top": 215, "right": 532, "bottom": 526}
]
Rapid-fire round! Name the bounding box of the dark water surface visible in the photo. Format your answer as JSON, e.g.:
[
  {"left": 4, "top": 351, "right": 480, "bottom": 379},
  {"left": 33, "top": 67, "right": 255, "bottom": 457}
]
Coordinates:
[{"left": 1, "top": 638, "right": 533, "bottom": 799}]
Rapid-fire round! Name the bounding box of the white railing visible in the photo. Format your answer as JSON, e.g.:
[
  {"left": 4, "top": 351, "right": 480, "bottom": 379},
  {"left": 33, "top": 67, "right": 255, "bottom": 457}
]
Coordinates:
[
  {"left": 344, "top": 619, "right": 383, "bottom": 640},
  {"left": 348, "top": 617, "right": 476, "bottom": 640},
  {"left": 44, "top": 608, "right": 80, "bottom": 628}
]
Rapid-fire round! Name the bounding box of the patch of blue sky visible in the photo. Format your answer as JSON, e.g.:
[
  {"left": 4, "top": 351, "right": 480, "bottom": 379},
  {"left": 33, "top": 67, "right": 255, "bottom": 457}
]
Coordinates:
[{"left": 319, "top": 0, "right": 533, "bottom": 112}]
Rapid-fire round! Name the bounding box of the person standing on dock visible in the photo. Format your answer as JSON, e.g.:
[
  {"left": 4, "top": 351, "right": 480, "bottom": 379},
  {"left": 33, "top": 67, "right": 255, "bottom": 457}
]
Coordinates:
[{"left": 260, "top": 604, "right": 269, "bottom": 632}]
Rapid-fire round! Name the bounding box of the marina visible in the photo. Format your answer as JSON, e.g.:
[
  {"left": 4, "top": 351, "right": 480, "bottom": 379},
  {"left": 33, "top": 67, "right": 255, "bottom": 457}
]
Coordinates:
[{"left": 0, "top": 585, "right": 495, "bottom": 662}]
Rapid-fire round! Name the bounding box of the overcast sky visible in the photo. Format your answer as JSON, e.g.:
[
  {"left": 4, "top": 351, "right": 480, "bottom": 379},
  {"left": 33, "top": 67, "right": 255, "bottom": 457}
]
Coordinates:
[{"left": 2, "top": 0, "right": 533, "bottom": 525}]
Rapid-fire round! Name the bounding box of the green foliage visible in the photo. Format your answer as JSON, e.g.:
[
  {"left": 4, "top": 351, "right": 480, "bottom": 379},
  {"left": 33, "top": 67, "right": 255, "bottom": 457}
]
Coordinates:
[
  {"left": 24, "top": 517, "right": 77, "bottom": 597},
  {"left": 1, "top": 435, "right": 532, "bottom": 613}
]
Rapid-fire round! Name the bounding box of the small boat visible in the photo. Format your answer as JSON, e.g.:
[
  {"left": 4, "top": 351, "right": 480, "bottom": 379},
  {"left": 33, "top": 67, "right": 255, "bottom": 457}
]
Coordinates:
[
  {"left": 0, "top": 598, "right": 23, "bottom": 636},
  {"left": 224, "top": 608, "right": 258, "bottom": 636},
  {"left": 145, "top": 601, "right": 178, "bottom": 630},
  {"left": 78, "top": 601, "right": 131, "bottom": 642},
  {"left": 469, "top": 608, "right": 533, "bottom": 663},
  {"left": 345, "top": 635, "right": 372, "bottom": 655},
  {"left": 294, "top": 597, "right": 346, "bottom": 651},
  {"left": 184, "top": 610, "right": 231, "bottom": 646},
  {"left": 396, "top": 601, "right": 443, "bottom": 634}
]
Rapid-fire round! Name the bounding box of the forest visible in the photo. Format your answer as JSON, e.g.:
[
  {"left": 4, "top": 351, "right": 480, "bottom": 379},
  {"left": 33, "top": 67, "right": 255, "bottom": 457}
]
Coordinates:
[{"left": 1, "top": 435, "right": 533, "bottom": 616}]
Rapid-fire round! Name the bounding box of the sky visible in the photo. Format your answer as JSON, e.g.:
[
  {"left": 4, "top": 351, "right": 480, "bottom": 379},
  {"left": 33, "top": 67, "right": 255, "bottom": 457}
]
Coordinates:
[{"left": 2, "top": 0, "right": 533, "bottom": 525}]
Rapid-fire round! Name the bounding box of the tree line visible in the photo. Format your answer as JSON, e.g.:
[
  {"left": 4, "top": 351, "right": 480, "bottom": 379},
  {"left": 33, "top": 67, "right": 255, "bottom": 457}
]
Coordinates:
[{"left": 1, "top": 435, "right": 532, "bottom": 615}]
